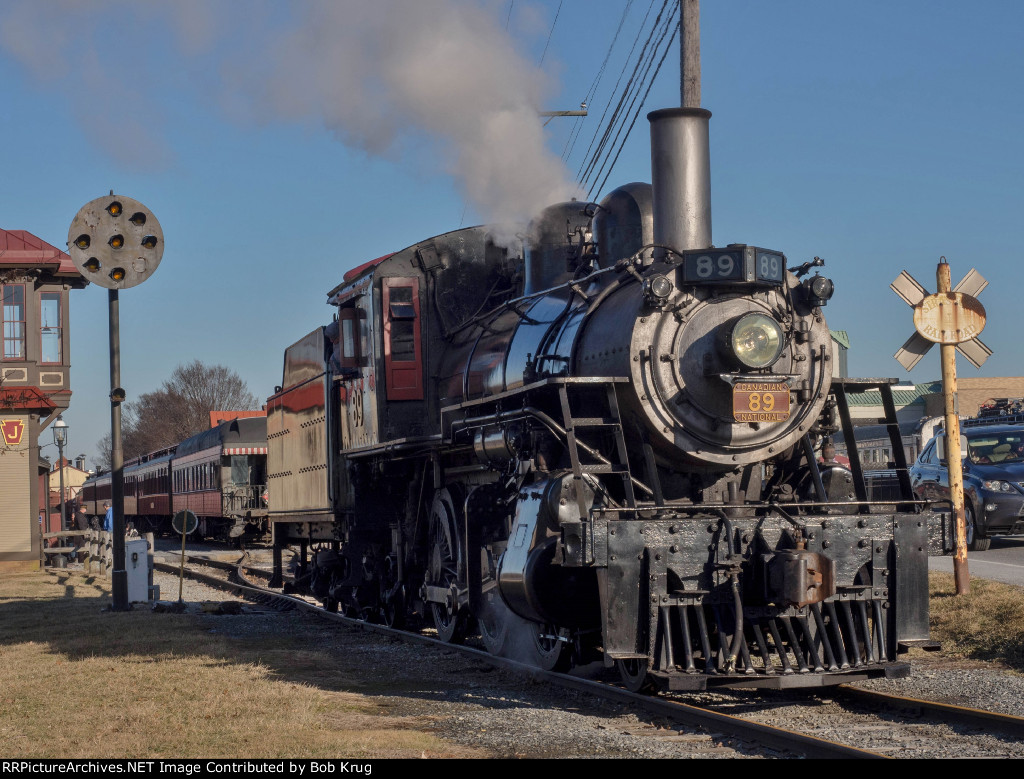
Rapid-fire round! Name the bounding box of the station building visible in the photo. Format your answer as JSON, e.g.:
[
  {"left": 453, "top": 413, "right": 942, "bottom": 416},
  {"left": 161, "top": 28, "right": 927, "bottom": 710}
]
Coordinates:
[{"left": 1, "top": 229, "right": 85, "bottom": 570}]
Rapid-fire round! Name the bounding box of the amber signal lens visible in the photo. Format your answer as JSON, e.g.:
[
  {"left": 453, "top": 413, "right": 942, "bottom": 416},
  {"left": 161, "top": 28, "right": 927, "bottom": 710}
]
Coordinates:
[
  {"left": 106, "top": 201, "right": 122, "bottom": 217},
  {"left": 83, "top": 258, "right": 101, "bottom": 272},
  {"left": 74, "top": 234, "right": 91, "bottom": 249},
  {"left": 109, "top": 267, "right": 126, "bottom": 282},
  {"left": 109, "top": 235, "right": 124, "bottom": 249}
]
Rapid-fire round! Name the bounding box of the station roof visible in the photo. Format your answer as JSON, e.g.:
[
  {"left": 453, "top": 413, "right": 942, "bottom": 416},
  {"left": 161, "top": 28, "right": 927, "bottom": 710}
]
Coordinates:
[
  {"left": 209, "top": 409, "right": 266, "bottom": 428},
  {"left": 845, "top": 380, "right": 941, "bottom": 407},
  {"left": 830, "top": 330, "right": 850, "bottom": 350},
  {"left": 0, "top": 228, "right": 83, "bottom": 280}
]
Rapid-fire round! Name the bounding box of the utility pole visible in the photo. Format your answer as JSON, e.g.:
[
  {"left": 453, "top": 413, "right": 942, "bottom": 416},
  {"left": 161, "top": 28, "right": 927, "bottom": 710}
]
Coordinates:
[{"left": 681, "top": 0, "right": 701, "bottom": 108}]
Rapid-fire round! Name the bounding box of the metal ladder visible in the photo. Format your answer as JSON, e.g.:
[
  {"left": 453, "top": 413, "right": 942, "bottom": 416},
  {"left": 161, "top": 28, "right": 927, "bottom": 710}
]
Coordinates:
[{"left": 556, "top": 380, "right": 638, "bottom": 516}]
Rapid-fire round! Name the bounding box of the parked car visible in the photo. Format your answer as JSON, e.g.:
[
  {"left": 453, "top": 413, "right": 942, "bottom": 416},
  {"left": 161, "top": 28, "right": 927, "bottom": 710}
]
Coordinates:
[{"left": 910, "top": 424, "right": 1024, "bottom": 551}]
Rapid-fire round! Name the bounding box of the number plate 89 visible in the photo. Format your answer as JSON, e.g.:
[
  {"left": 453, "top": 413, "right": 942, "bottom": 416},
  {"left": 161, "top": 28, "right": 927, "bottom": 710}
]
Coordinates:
[{"left": 732, "top": 382, "right": 791, "bottom": 422}]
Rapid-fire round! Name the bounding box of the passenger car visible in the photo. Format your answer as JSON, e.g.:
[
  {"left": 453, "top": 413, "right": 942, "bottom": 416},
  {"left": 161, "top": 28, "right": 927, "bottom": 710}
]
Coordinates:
[{"left": 910, "top": 424, "right": 1024, "bottom": 551}]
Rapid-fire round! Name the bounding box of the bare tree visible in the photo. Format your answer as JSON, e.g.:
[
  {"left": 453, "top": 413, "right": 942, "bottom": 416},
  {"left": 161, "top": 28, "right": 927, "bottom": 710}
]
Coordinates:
[{"left": 94, "top": 361, "right": 261, "bottom": 469}]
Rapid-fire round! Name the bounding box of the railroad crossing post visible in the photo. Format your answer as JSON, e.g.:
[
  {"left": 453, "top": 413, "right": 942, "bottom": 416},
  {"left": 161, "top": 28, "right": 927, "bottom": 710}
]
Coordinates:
[
  {"left": 938, "top": 266, "right": 969, "bottom": 593},
  {"left": 891, "top": 258, "right": 990, "bottom": 595}
]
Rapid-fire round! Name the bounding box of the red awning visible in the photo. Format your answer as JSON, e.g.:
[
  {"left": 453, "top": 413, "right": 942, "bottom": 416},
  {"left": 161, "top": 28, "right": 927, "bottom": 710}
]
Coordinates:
[{"left": 223, "top": 447, "right": 267, "bottom": 455}]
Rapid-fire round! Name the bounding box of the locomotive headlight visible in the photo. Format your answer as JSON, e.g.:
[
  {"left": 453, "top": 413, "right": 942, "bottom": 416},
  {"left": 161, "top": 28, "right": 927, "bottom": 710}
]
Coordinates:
[
  {"left": 643, "top": 274, "right": 673, "bottom": 307},
  {"left": 802, "top": 274, "right": 834, "bottom": 307},
  {"left": 729, "top": 313, "right": 784, "bottom": 368}
]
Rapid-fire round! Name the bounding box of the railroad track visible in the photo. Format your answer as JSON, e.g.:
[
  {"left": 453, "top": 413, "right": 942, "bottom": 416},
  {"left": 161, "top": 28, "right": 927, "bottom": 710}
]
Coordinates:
[{"left": 152, "top": 550, "right": 1024, "bottom": 759}]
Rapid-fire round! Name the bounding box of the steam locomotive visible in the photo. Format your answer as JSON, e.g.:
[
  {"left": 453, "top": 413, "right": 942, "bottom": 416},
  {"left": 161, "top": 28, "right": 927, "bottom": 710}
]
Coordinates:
[{"left": 266, "top": 107, "right": 950, "bottom": 691}]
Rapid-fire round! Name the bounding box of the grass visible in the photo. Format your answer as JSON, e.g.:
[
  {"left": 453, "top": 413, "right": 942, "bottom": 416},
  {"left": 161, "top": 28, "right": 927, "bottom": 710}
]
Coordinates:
[
  {"left": 929, "top": 572, "right": 1024, "bottom": 669},
  {"left": 4, "top": 567, "right": 1023, "bottom": 758},
  {"left": 0, "top": 569, "right": 483, "bottom": 759}
]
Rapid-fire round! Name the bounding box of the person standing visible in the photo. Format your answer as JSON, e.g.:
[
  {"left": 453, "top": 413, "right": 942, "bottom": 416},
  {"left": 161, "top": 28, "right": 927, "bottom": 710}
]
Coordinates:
[
  {"left": 76, "top": 505, "right": 90, "bottom": 531},
  {"left": 103, "top": 502, "right": 113, "bottom": 533}
]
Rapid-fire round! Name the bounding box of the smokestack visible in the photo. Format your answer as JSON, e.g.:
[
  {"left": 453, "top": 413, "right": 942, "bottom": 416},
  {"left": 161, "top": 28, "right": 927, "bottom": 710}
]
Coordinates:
[
  {"left": 648, "top": 1, "right": 711, "bottom": 256},
  {"left": 648, "top": 107, "right": 712, "bottom": 255}
]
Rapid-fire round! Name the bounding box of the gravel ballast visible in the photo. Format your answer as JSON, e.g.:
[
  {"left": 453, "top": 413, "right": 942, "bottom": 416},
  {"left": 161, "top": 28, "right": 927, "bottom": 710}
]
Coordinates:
[{"left": 141, "top": 567, "right": 1024, "bottom": 758}]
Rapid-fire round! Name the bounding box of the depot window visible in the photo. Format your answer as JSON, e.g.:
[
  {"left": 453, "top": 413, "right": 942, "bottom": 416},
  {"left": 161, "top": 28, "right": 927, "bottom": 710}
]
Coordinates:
[
  {"left": 40, "top": 292, "right": 62, "bottom": 364},
  {"left": 2, "top": 285, "right": 26, "bottom": 360},
  {"left": 382, "top": 277, "right": 423, "bottom": 401}
]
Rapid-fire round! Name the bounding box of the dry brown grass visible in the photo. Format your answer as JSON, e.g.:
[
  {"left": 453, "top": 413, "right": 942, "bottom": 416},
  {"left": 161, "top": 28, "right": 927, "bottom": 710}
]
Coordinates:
[
  {"left": 929, "top": 571, "right": 1024, "bottom": 669},
  {"left": 8, "top": 566, "right": 1020, "bottom": 758},
  {"left": 0, "top": 570, "right": 484, "bottom": 759}
]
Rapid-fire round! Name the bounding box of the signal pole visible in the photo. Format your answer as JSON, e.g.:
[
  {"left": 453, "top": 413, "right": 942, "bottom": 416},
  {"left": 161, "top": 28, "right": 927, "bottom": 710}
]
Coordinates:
[{"left": 67, "top": 194, "right": 164, "bottom": 611}]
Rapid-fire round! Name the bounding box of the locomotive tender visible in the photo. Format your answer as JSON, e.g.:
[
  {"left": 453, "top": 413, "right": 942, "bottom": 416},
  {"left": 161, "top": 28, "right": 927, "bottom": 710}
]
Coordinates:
[
  {"left": 81, "top": 416, "right": 268, "bottom": 542},
  {"left": 267, "top": 107, "right": 950, "bottom": 690}
]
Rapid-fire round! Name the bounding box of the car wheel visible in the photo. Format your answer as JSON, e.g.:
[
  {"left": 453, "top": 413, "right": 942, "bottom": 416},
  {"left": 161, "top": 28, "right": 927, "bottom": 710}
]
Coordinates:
[{"left": 965, "top": 502, "right": 991, "bottom": 552}]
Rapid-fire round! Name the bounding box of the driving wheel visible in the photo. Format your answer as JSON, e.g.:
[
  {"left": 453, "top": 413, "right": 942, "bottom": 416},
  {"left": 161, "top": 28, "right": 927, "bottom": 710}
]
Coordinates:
[{"left": 428, "top": 489, "right": 467, "bottom": 644}]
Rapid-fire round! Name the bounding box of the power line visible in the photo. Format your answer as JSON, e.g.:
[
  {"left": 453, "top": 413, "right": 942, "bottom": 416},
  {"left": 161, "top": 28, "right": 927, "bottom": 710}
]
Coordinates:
[
  {"left": 575, "top": 0, "right": 662, "bottom": 186},
  {"left": 588, "top": 2, "right": 677, "bottom": 198},
  {"left": 562, "top": 0, "right": 634, "bottom": 162},
  {"left": 539, "top": 0, "right": 562, "bottom": 66},
  {"left": 593, "top": 15, "right": 678, "bottom": 198},
  {"left": 579, "top": 0, "right": 672, "bottom": 194}
]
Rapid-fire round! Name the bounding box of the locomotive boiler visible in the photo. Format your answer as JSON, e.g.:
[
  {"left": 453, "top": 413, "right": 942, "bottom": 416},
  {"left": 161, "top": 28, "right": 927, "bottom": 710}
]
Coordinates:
[{"left": 266, "top": 107, "right": 950, "bottom": 691}]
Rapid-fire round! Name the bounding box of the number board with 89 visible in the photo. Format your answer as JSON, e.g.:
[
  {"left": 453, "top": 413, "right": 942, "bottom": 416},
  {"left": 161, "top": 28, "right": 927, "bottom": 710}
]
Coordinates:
[{"left": 681, "top": 246, "right": 786, "bottom": 285}]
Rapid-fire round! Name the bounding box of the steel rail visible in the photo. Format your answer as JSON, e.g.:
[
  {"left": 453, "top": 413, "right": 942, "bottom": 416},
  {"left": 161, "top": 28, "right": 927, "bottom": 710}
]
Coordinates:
[
  {"left": 836, "top": 686, "right": 1024, "bottom": 739},
  {"left": 156, "top": 552, "right": 888, "bottom": 759}
]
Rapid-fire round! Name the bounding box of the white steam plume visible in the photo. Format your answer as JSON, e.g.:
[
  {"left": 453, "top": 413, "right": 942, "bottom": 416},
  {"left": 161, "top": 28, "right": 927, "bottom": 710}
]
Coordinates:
[{"left": 0, "top": 0, "right": 581, "bottom": 225}]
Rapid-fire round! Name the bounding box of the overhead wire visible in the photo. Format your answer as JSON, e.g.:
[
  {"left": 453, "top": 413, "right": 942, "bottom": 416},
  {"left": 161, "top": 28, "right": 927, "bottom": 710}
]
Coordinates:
[
  {"left": 593, "top": 13, "right": 678, "bottom": 198},
  {"left": 588, "top": 2, "right": 678, "bottom": 198},
  {"left": 578, "top": 0, "right": 674, "bottom": 198},
  {"left": 561, "top": 0, "right": 635, "bottom": 162},
  {"left": 538, "top": 0, "right": 563, "bottom": 66},
  {"left": 574, "top": 0, "right": 659, "bottom": 185}
]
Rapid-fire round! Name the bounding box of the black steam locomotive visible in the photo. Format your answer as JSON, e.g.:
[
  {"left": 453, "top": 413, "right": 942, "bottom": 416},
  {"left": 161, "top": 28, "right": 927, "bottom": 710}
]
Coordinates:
[{"left": 266, "top": 107, "right": 949, "bottom": 691}]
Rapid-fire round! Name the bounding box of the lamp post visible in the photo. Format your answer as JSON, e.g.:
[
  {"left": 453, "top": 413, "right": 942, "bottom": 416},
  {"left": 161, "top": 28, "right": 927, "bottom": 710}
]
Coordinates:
[{"left": 52, "top": 415, "right": 68, "bottom": 534}]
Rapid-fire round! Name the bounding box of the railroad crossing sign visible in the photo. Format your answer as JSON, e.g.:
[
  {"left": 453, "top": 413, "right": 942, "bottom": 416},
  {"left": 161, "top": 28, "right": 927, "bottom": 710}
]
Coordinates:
[
  {"left": 892, "top": 258, "right": 989, "bottom": 596},
  {"left": 891, "top": 262, "right": 991, "bottom": 370}
]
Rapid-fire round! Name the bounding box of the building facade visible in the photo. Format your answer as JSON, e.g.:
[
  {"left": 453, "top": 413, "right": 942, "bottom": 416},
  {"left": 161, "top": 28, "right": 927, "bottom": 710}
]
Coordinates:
[{"left": 1, "top": 229, "right": 85, "bottom": 569}]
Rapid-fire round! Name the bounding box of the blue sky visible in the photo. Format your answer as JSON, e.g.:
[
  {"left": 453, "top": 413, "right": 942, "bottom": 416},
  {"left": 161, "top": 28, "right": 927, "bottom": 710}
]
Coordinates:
[{"left": 2, "top": 0, "right": 1021, "bottom": 466}]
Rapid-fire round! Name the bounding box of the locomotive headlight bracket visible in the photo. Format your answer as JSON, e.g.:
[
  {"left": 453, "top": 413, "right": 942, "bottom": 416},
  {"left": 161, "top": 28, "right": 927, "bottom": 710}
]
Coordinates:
[{"left": 728, "top": 313, "right": 785, "bottom": 369}]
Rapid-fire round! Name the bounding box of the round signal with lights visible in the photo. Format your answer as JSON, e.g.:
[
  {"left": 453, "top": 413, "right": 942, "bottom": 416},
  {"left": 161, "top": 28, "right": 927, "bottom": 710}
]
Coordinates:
[
  {"left": 729, "top": 312, "right": 784, "bottom": 368},
  {"left": 67, "top": 195, "right": 163, "bottom": 289}
]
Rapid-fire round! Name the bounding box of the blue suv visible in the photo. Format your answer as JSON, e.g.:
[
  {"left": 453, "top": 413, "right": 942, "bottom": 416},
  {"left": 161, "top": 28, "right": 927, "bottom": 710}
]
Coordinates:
[{"left": 909, "top": 424, "right": 1024, "bottom": 551}]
